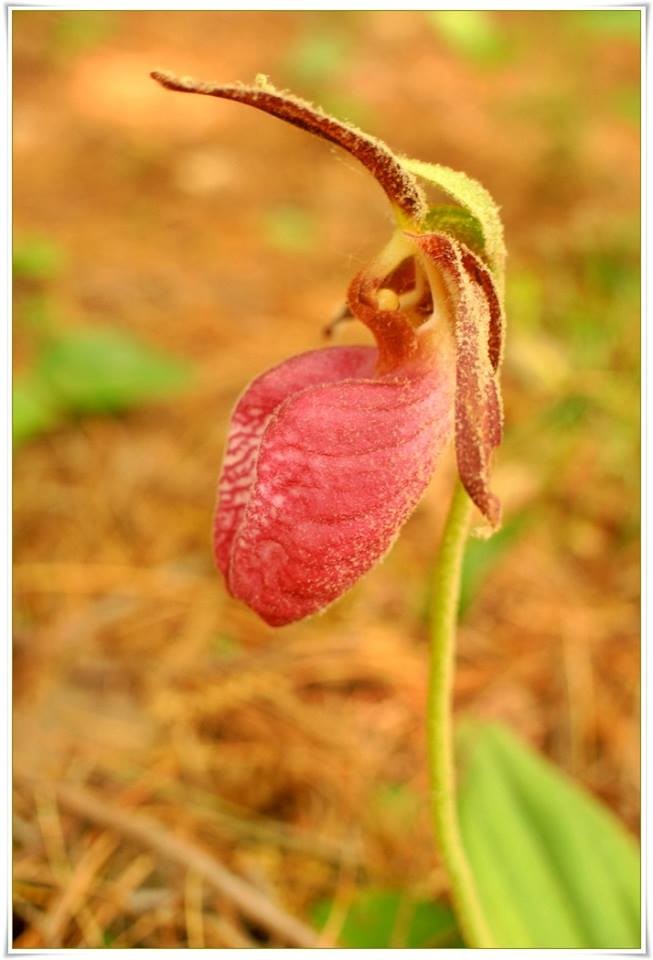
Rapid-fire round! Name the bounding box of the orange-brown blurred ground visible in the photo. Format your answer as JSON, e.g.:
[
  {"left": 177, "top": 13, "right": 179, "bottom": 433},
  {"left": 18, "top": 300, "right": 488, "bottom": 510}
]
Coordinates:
[{"left": 13, "top": 10, "right": 640, "bottom": 948}]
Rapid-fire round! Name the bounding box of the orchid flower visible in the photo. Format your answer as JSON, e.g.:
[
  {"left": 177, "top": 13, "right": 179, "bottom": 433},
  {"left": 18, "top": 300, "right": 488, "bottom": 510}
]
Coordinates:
[{"left": 151, "top": 71, "right": 506, "bottom": 627}]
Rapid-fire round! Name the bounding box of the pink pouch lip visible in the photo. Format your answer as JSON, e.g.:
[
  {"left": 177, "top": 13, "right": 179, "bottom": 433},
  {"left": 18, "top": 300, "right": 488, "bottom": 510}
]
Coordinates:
[{"left": 214, "top": 338, "right": 454, "bottom": 627}]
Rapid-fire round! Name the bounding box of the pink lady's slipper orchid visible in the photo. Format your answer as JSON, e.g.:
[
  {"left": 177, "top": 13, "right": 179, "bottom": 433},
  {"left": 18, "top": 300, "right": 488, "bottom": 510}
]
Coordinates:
[{"left": 151, "top": 71, "right": 506, "bottom": 626}]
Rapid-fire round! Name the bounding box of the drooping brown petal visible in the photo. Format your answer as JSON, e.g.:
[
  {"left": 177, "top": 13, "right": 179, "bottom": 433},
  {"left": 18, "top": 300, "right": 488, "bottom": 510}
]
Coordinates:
[
  {"left": 410, "top": 231, "right": 504, "bottom": 529},
  {"left": 150, "top": 70, "right": 428, "bottom": 225},
  {"left": 459, "top": 245, "right": 504, "bottom": 372}
]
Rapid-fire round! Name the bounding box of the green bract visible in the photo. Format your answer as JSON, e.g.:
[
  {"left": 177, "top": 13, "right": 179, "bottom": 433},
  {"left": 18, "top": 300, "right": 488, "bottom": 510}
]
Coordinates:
[{"left": 402, "top": 156, "right": 506, "bottom": 291}]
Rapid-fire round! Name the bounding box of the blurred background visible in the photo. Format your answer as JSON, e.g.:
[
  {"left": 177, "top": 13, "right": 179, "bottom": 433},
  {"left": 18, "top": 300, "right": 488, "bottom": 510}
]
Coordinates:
[{"left": 12, "top": 9, "right": 640, "bottom": 949}]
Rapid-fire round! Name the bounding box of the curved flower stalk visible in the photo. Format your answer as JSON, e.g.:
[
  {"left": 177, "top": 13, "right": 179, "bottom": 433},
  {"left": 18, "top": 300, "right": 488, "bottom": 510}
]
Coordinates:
[{"left": 151, "top": 70, "right": 506, "bottom": 627}]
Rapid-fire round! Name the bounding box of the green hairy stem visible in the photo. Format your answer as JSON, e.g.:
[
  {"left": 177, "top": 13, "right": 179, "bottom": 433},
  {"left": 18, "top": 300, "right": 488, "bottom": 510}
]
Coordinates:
[{"left": 427, "top": 482, "right": 494, "bottom": 948}]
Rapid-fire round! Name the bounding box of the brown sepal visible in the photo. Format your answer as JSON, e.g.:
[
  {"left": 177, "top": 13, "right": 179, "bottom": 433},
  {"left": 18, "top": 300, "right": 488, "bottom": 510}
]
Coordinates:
[
  {"left": 150, "top": 70, "right": 428, "bottom": 224},
  {"left": 410, "top": 231, "right": 505, "bottom": 528}
]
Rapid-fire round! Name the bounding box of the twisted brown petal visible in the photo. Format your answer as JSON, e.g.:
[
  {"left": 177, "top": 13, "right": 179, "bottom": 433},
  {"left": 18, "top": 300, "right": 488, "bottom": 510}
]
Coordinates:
[
  {"left": 411, "top": 231, "right": 504, "bottom": 529},
  {"left": 150, "top": 70, "right": 428, "bottom": 224}
]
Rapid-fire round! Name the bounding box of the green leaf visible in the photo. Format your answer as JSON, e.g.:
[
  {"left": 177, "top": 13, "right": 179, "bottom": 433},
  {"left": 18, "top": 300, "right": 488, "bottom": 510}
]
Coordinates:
[
  {"left": 457, "top": 722, "right": 640, "bottom": 948},
  {"left": 38, "top": 327, "right": 191, "bottom": 415},
  {"left": 401, "top": 157, "right": 506, "bottom": 289},
  {"left": 312, "top": 889, "right": 462, "bottom": 948},
  {"left": 409, "top": 899, "right": 464, "bottom": 948},
  {"left": 13, "top": 374, "right": 62, "bottom": 444}
]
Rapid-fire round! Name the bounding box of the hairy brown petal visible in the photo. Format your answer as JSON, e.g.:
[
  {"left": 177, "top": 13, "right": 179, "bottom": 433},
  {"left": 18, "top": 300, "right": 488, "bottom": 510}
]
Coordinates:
[
  {"left": 410, "top": 231, "right": 504, "bottom": 528},
  {"left": 459, "top": 246, "right": 505, "bottom": 373},
  {"left": 150, "top": 70, "right": 428, "bottom": 224}
]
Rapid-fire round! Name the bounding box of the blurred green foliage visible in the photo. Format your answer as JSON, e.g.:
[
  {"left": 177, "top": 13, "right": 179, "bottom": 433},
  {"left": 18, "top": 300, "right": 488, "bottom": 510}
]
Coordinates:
[
  {"left": 282, "top": 20, "right": 370, "bottom": 126},
  {"left": 50, "top": 11, "right": 116, "bottom": 57},
  {"left": 261, "top": 204, "right": 316, "bottom": 253},
  {"left": 457, "top": 722, "right": 640, "bottom": 948},
  {"left": 13, "top": 235, "right": 64, "bottom": 282},
  {"left": 427, "top": 10, "right": 513, "bottom": 66},
  {"left": 13, "top": 235, "right": 193, "bottom": 445},
  {"left": 38, "top": 327, "right": 189, "bottom": 415},
  {"left": 459, "top": 511, "right": 531, "bottom": 618},
  {"left": 611, "top": 85, "right": 640, "bottom": 125},
  {"left": 312, "top": 890, "right": 462, "bottom": 948},
  {"left": 572, "top": 10, "right": 640, "bottom": 38},
  {"left": 13, "top": 373, "right": 62, "bottom": 445},
  {"left": 504, "top": 212, "right": 639, "bottom": 531},
  {"left": 284, "top": 29, "right": 349, "bottom": 85}
]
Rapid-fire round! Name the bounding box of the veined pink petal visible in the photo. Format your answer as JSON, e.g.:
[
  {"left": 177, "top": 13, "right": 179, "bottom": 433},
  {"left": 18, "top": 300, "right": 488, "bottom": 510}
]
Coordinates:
[
  {"left": 214, "top": 346, "right": 377, "bottom": 574},
  {"left": 214, "top": 344, "right": 454, "bottom": 626}
]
